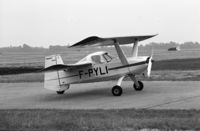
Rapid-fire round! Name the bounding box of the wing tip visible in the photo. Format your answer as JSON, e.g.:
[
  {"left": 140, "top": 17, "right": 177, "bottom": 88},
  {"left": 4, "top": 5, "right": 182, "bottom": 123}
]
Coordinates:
[
  {"left": 69, "top": 36, "right": 101, "bottom": 48},
  {"left": 152, "top": 34, "right": 158, "bottom": 37}
]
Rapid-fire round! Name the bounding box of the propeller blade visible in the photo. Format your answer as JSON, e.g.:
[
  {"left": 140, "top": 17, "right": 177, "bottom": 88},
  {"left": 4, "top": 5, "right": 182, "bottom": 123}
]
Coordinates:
[
  {"left": 147, "top": 45, "right": 154, "bottom": 77},
  {"left": 147, "top": 57, "right": 152, "bottom": 77}
]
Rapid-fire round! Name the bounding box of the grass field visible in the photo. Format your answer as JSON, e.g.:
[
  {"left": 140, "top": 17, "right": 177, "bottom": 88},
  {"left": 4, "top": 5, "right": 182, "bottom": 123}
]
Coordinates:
[
  {"left": 1, "top": 47, "right": 200, "bottom": 65},
  {"left": 0, "top": 109, "right": 200, "bottom": 131},
  {"left": 0, "top": 47, "right": 200, "bottom": 76},
  {"left": 1, "top": 57, "right": 200, "bottom": 82},
  {"left": 1, "top": 56, "right": 200, "bottom": 75}
]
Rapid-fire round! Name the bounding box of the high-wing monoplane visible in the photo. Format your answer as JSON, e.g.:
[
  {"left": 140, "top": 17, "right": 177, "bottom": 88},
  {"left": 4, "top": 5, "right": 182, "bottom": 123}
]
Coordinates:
[{"left": 42, "top": 35, "right": 157, "bottom": 96}]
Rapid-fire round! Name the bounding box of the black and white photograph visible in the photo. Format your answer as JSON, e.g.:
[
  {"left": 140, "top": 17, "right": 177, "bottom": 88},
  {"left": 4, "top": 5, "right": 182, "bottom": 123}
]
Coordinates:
[{"left": 0, "top": 0, "right": 200, "bottom": 130}]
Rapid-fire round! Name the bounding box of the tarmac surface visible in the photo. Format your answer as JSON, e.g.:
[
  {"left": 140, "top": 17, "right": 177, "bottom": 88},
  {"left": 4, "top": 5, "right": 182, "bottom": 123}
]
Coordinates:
[{"left": 0, "top": 81, "right": 200, "bottom": 109}]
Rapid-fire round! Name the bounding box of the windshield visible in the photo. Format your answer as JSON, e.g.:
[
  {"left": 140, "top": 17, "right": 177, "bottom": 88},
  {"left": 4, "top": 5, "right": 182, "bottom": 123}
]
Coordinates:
[{"left": 103, "top": 53, "right": 112, "bottom": 63}]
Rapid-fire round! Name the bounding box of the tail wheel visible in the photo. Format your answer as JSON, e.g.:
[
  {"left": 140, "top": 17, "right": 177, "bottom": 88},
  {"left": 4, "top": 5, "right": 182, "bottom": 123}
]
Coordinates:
[
  {"left": 133, "top": 81, "right": 144, "bottom": 91},
  {"left": 112, "top": 85, "right": 123, "bottom": 96},
  {"left": 56, "top": 91, "right": 65, "bottom": 94}
]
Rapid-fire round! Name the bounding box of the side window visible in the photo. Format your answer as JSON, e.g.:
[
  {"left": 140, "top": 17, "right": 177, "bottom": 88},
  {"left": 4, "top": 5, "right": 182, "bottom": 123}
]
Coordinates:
[{"left": 91, "top": 55, "right": 102, "bottom": 64}]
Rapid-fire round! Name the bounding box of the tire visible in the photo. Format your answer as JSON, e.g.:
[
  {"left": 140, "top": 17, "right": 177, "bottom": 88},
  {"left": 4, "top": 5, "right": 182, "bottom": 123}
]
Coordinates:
[
  {"left": 133, "top": 81, "right": 144, "bottom": 91},
  {"left": 112, "top": 85, "right": 123, "bottom": 96},
  {"left": 56, "top": 90, "right": 65, "bottom": 94}
]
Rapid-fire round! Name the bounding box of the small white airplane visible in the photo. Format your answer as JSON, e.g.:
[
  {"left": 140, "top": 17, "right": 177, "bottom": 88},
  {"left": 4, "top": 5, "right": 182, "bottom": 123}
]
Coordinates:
[{"left": 42, "top": 35, "right": 157, "bottom": 96}]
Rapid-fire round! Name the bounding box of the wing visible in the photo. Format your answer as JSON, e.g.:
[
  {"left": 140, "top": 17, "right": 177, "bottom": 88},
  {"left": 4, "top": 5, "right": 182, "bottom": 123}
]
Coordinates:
[
  {"left": 40, "top": 62, "right": 92, "bottom": 72},
  {"left": 70, "top": 34, "right": 157, "bottom": 47}
]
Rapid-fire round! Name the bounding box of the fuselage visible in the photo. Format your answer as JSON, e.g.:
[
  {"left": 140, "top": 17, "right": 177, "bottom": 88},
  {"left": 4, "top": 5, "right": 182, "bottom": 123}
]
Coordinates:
[
  {"left": 44, "top": 51, "right": 150, "bottom": 91},
  {"left": 50, "top": 56, "right": 149, "bottom": 84}
]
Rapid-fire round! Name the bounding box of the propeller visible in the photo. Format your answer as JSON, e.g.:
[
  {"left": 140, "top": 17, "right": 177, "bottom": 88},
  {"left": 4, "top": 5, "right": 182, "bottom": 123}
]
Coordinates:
[
  {"left": 147, "top": 57, "right": 152, "bottom": 77},
  {"left": 147, "top": 46, "right": 154, "bottom": 77}
]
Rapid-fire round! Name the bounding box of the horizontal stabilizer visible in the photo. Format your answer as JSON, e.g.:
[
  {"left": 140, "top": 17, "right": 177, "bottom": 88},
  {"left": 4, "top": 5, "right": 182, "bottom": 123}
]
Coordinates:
[
  {"left": 41, "top": 63, "right": 92, "bottom": 72},
  {"left": 70, "top": 34, "right": 157, "bottom": 47}
]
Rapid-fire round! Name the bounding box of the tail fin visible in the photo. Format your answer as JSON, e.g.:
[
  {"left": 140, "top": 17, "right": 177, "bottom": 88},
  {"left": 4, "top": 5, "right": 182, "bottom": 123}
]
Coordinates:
[
  {"left": 44, "top": 54, "right": 70, "bottom": 91},
  {"left": 45, "top": 55, "right": 64, "bottom": 68}
]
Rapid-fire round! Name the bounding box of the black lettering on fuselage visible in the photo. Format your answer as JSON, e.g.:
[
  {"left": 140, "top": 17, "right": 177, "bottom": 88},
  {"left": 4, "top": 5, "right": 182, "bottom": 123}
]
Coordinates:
[
  {"left": 99, "top": 67, "right": 106, "bottom": 75},
  {"left": 78, "top": 66, "right": 109, "bottom": 79},
  {"left": 105, "top": 66, "right": 108, "bottom": 74},
  {"left": 93, "top": 67, "right": 98, "bottom": 76},
  {"left": 88, "top": 69, "right": 93, "bottom": 77},
  {"left": 79, "top": 70, "right": 83, "bottom": 79}
]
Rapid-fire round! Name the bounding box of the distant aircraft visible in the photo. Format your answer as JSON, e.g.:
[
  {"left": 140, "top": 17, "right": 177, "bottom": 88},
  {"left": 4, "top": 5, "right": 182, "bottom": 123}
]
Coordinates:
[
  {"left": 42, "top": 35, "right": 157, "bottom": 96},
  {"left": 168, "top": 46, "right": 180, "bottom": 51}
]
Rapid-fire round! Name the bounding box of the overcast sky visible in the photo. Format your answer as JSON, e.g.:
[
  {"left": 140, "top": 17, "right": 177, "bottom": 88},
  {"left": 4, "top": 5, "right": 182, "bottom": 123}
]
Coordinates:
[{"left": 0, "top": 0, "right": 200, "bottom": 47}]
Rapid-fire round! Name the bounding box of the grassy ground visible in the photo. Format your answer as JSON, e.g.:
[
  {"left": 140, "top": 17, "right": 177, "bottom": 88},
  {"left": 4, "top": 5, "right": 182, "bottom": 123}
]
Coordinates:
[
  {"left": 0, "top": 109, "right": 200, "bottom": 131},
  {"left": 1, "top": 47, "right": 200, "bottom": 64},
  {"left": 1, "top": 57, "right": 200, "bottom": 75},
  {"left": 1, "top": 51, "right": 200, "bottom": 82}
]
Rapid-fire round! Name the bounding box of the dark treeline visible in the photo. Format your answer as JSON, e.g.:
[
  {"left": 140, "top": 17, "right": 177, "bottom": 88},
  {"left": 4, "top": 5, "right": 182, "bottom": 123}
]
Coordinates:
[
  {"left": 0, "top": 66, "right": 42, "bottom": 75},
  {"left": 0, "top": 42, "right": 200, "bottom": 52}
]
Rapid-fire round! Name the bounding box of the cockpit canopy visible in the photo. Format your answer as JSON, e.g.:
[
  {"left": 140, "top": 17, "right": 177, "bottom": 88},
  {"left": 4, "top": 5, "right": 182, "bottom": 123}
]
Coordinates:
[{"left": 76, "top": 51, "right": 112, "bottom": 64}]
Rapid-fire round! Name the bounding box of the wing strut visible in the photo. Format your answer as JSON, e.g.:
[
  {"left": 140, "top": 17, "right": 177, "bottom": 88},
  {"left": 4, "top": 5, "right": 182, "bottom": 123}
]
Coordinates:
[
  {"left": 132, "top": 40, "right": 139, "bottom": 57},
  {"left": 113, "top": 40, "right": 128, "bottom": 65}
]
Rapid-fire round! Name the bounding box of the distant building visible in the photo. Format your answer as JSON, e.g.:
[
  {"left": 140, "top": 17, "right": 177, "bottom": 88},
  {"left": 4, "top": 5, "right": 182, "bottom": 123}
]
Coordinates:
[{"left": 168, "top": 46, "right": 180, "bottom": 51}]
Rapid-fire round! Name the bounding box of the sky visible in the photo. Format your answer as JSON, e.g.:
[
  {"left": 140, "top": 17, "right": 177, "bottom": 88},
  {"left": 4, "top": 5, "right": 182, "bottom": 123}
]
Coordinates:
[{"left": 0, "top": 0, "right": 200, "bottom": 47}]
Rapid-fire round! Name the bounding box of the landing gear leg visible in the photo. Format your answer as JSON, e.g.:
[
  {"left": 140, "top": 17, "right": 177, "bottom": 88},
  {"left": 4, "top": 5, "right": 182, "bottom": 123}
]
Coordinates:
[
  {"left": 112, "top": 76, "right": 125, "bottom": 96},
  {"left": 128, "top": 74, "right": 144, "bottom": 91}
]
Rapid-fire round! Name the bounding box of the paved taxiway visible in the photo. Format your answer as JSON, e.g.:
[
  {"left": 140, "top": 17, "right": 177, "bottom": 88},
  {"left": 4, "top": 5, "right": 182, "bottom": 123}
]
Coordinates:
[{"left": 0, "top": 81, "right": 200, "bottom": 109}]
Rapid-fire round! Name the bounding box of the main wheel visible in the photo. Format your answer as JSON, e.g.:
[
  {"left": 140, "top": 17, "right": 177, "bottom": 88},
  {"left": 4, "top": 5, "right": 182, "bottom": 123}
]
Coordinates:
[
  {"left": 133, "top": 81, "right": 144, "bottom": 91},
  {"left": 56, "top": 90, "right": 65, "bottom": 94},
  {"left": 112, "top": 85, "right": 123, "bottom": 96}
]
